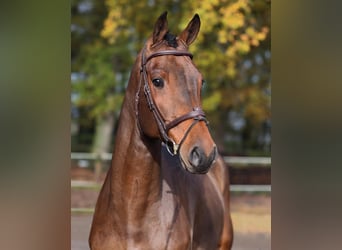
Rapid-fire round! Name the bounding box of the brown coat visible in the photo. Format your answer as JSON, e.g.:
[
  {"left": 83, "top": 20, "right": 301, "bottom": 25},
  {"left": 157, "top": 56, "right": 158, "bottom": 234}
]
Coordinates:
[{"left": 89, "top": 12, "right": 233, "bottom": 250}]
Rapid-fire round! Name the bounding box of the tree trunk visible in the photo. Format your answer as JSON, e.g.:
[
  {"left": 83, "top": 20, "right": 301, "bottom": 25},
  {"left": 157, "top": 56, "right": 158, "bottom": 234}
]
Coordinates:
[{"left": 92, "top": 113, "right": 115, "bottom": 181}]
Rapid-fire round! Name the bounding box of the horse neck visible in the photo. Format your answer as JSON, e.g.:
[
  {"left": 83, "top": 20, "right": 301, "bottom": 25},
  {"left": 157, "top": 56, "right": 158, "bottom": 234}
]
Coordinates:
[{"left": 106, "top": 58, "right": 162, "bottom": 211}]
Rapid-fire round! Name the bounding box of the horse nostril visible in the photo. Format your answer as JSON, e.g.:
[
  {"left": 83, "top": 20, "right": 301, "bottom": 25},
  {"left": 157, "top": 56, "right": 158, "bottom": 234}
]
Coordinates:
[
  {"left": 190, "top": 146, "right": 201, "bottom": 167},
  {"left": 189, "top": 146, "right": 217, "bottom": 171}
]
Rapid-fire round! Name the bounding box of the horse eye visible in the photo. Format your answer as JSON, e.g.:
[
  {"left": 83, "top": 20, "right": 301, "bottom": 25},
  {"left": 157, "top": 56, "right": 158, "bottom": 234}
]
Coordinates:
[{"left": 152, "top": 78, "right": 164, "bottom": 88}]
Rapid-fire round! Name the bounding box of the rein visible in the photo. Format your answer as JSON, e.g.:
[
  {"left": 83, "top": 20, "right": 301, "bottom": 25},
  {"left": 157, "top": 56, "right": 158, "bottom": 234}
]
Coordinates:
[{"left": 135, "top": 45, "right": 208, "bottom": 156}]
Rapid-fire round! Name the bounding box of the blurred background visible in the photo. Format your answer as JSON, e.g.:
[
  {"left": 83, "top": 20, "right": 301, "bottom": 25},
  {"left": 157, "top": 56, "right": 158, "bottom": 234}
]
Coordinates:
[
  {"left": 71, "top": 0, "right": 270, "bottom": 157},
  {"left": 71, "top": 0, "right": 270, "bottom": 249}
]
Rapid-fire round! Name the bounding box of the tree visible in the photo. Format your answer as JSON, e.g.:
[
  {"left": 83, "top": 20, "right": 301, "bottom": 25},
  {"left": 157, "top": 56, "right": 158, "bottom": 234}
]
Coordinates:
[
  {"left": 71, "top": 0, "right": 126, "bottom": 154},
  {"left": 182, "top": 0, "right": 271, "bottom": 154}
]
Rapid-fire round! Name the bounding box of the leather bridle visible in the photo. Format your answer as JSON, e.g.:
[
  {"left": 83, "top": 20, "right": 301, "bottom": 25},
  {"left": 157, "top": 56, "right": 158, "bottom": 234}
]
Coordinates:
[{"left": 135, "top": 45, "right": 208, "bottom": 156}]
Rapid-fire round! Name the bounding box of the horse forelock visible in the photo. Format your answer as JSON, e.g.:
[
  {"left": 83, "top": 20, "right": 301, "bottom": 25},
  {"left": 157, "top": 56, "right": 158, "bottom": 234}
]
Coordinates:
[{"left": 163, "top": 32, "right": 178, "bottom": 48}]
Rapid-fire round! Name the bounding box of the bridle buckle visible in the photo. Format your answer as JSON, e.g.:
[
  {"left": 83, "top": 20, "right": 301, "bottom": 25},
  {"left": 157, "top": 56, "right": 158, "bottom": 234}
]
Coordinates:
[{"left": 165, "top": 140, "right": 179, "bottom": 156}]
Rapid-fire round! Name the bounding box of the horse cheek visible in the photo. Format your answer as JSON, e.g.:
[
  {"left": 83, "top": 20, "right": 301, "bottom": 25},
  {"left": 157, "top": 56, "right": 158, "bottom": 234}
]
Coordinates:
[{"left": 138, "top": 97, "right": 159, "bottom": 138}]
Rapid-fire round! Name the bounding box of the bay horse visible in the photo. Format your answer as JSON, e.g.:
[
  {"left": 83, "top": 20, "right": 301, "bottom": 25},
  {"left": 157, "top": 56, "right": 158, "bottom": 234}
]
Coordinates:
[{"left": 89, "top": 12, "right": 233, "bottom": 250}]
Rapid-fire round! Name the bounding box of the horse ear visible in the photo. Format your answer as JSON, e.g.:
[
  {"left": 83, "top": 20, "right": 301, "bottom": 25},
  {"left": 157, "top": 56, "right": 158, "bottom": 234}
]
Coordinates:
[
  {"left": 152, "top": 11, "right": 169, "bottom": 45},
  {"left": 178, "top": 14, "right": 201, "bottom": 46}
]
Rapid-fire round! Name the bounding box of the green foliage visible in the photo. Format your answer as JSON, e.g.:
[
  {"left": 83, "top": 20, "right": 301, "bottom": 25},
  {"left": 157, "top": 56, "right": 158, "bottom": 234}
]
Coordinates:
[
  {"left": 73, "top": 43, "right": 125, "bottom": 118},
  {"left": 71, "top": 0, "right": 128, "bottom": 120},
  {"left": 184, "top": 0, "right": 270, "bottom": 153}
]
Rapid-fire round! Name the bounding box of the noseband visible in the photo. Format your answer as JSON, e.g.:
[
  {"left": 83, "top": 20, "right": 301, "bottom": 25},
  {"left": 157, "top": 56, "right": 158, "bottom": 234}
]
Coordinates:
[{"left": 135, "top": 45, "right": 208, "bottom": 156}]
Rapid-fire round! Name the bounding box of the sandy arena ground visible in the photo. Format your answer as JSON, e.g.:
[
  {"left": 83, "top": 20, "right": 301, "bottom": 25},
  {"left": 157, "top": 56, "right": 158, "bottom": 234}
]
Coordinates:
[{"left": 71, "top": 190, "right": 270, "bottom": 250}]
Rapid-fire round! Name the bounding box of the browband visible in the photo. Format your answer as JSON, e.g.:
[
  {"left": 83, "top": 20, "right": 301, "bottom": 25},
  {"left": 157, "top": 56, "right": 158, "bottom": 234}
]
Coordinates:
[{"left": 142, "top": 50, "right": 193, "bottom": 66}]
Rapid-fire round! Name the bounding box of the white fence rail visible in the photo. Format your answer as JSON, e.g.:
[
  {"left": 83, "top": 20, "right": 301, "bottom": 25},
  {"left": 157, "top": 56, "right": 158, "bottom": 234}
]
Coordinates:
[
  {"left": 223, "top": 156, "right": 271, "bottom": 166},
  {"left": 71, "top": 152, "right": 112, "bottom": 161},
  {"left": 71, "top": 152, "right": 271, "bottom": 167}
]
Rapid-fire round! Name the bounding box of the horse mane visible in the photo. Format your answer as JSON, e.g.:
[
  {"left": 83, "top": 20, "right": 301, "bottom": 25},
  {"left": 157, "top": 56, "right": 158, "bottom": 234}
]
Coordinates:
[{"left": 163, "top": 32, "right": 178, "bottom": 48}]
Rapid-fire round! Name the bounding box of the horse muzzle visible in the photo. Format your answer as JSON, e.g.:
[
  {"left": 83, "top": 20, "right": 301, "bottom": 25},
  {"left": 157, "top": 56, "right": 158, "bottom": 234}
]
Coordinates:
[{"left": 182, "top": 145, "right": 217, "bottom": 174}]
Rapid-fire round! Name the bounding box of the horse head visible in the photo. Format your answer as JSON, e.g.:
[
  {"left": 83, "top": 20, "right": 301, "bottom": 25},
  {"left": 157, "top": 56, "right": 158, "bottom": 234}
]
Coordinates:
[{"left": 137, "top": 12, "right": 217, "bottom": 174}]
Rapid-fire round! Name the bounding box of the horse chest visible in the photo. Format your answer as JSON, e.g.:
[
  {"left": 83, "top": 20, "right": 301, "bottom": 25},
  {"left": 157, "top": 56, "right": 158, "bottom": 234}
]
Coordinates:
[{"left": 144, "top": 175, "right": 224, "bottom": 249}]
